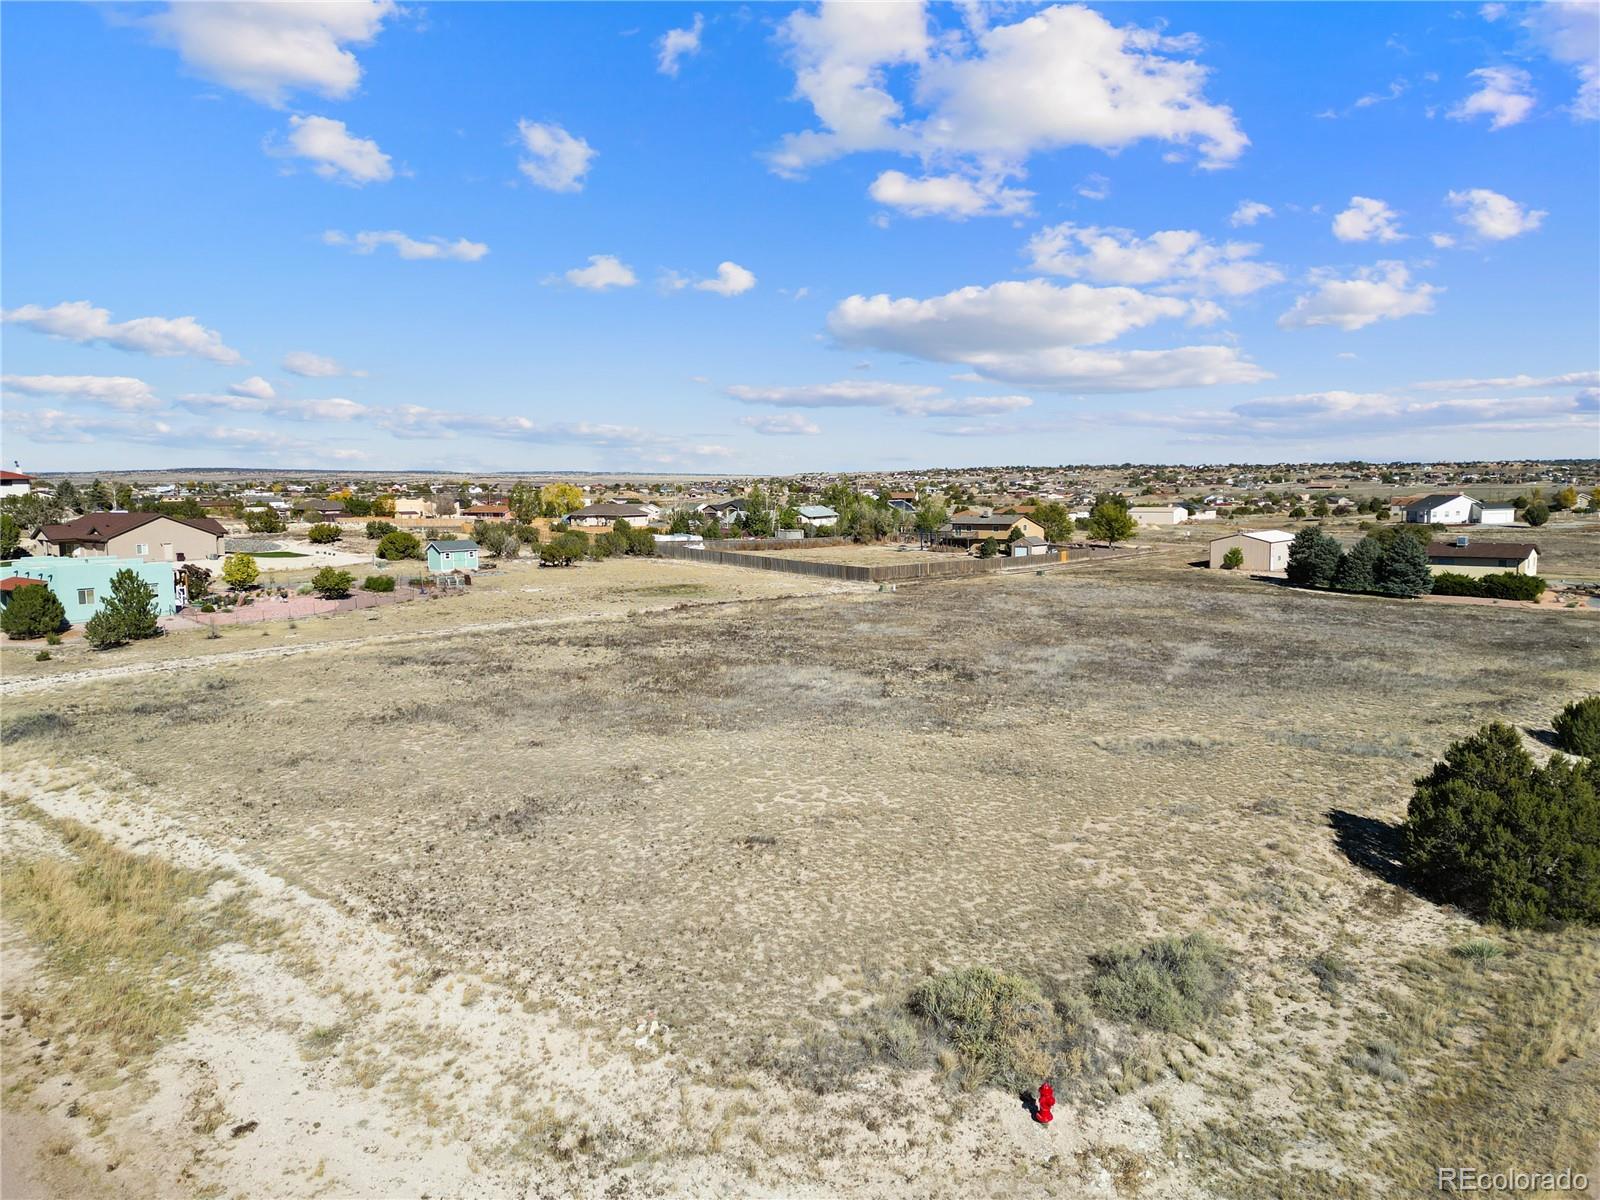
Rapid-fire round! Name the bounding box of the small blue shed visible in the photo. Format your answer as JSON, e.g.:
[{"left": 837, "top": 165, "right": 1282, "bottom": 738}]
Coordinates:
[{"left": 425, "top": 539, "right": 480, "bottom": 574}]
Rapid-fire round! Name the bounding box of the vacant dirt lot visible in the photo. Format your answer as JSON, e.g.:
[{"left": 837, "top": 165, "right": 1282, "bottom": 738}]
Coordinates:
[
  {"left": 745, "top": 542, "right": 964, "bottom": 566},
  {"left": 3, "top": 554, "right": 1597, "bottom": 1198}
]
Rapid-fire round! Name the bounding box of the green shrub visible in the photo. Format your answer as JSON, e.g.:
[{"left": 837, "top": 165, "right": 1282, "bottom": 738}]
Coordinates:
[
  {"left": 310, "top": 567, "right": 354, "bottom": 599},
  {"left": 1451, "top": 939, "right": 1505, "bottom": 963},
  {"left": 1430, "top": 571, "right": 1485, "bottom": 597},
  {"left": 35, "top": 649, "right": 50, "bottom": 661},
  {"left": 1479, "top": 572, "right": 1546, "bottom": 601},
  {"left": 307, "top": 522, "right": 341, "bottom": 544},
  {"left": 1403, "top": 722, "right": 1600, "bottom": 927},
  {"left": 365, "top": 520, "right": 397, "bottom": 540},
  {"left": 1, "top": 584, "right": 66, "bottom": 639},
  {"left": 1220, "top": 547, "right": 1243, "bottom": 571},
  {"left": 45, "top": 632, "right": 61, "bottom": 646},
  {"left": 1522, "top": 500, "right": 1550, "bottom": 527},
  {"left": 1553, "top": 697, "right": 1600, "bottom": 758},
  {"left": 1088, "top": 933, "right": 1234, "bottom": 1033},
  {"left": 376, "top": 530, "right": 423, "bottom": 561},
  {"left": 362, "top": 574, "right": 396, "bottom": 593},
  {"left": 906, "top": 966, "right": 1057, "bottom": 1089}
]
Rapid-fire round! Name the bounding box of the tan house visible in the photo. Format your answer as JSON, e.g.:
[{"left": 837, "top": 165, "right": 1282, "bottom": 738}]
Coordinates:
[
  {"left": 1426, "top": 539, "right": 1539, "bottom": 577},
  {"left": 394, "top": 498, "right": 438, "bottom": 520},
  {"left": 942, "top": 512, "right": 1046, "bottom": 547},
  {"left": 35, "top": 513, "right": 226, "bottom": 562}
]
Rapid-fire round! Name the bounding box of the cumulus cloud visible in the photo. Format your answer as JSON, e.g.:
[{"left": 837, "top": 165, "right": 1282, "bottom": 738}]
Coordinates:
[
  {"left": 144, "top": 0, "right": 396, "bottom": 107},
  {"left": 558, "top": 255, "right": 638, "bottom": 291},
  {"left": 1230, "top": 200, "right": 1273, "bottom": 227},
  {"left": 1332, "top": 196, "right": 1405, "bottom": 243},
  {"left": 1025, "top": 223, "right": 1283, "bottom": 295},
  {"left": 2, "top": 408, "right": 176, "bottom": 445},
  {"left": 228, "top": 375, "right": 275, "bottom": 400},
  {"left": 1520, "top": 2, "right": 1599, "bottom": 120},
  {"left": 657, "top": 13, "right": 703, "bottom": 76},
  {"left": 1447, "top": 188, "right": 1546, "bottom": 240},
  {"left": 323, "top": 229, "right": 489, "bottom": 261},
  {"left": 1, "top": 300, "right": 242, "bottom": 363},
  {"left": 0, "top": 374, "right": 162, "bottom": 411},
  {"left": 825, "top": 278, "right": 1267, "bottom": 392},
  {"left": 769, "top": 2, "right": 1247, "bottom": 214},
  {"left": 694, "top": 261, "right": 757, "bottom": 296},
  {"left": 276, "top": 115, "right": 393, "bottom": 184},
  {"left": 177, "top": 393, "right": 368, "bottom": 422},
  {"left": 1278, "top": 262, "right": 1440, "bottom": 332},
  {"left": 1449, "top": 66, "right": 1536, "bottom": 130},
  {"left": 739, "top": 413, "right": 822, "bottom": 436},
  {"left": 1412, "top": 370, "right": 1599, "bottom": 391},
  {"left": 728, "top": 380, "right": 1033, "bottom": 417},
  {"left": 517, "top": 120, "right": 595, "bottom": 192},
  {"left": 282, "top": 350, "right": 363, "bottom": 378},
  {"left": 869, "top": 169, "right": 1032, "bottom": 218}
]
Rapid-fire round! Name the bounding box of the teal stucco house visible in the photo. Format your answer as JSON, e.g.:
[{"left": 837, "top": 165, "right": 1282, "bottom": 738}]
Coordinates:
[
  {"left": 425, "top": 539, "right": 480, "bottom": 574},
  {"left": 0, "top": 557, "right": 178, "bottom": 627}
]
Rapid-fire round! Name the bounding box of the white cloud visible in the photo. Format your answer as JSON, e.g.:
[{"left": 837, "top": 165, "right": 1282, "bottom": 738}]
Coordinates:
[
  {"left": 1225, "top": 388, "right": 1599, "bottom": 438},
  {"left": 1430, "top": 232, "right": 1457, "bottom": 249},
  {"left": 1230, "top": 200, "right": 1273, "bottom": 227},
  {"left": 323, "top": 229, "right": 489, "bottom": 261},
  {"left": 373, "top": 404, "right": 731, "bottom": 464},
  {"left": 1076, "top": 173, "right": 1111, "bottom": 201},
  {"left": 694, "top": 261, "right": 757, "bottom": 296},
  {"left": 1449, "top": 66, "right": 1536, "bottom": 130},
  {"left": 144, "top": 0, "right": 396, "bottom": 107},
  {"left": 516, "top": 120, "right": 595, "bottom": 193},
  {"left": 1519, "top": 2, "right": 1599, "bottom": 120},
  {"left": 728, "top": 380, "right": 1033, "bottom": 417},
  {"left": 1, "top": 300, "right": 242, "bottom": 364},
  {"left": 769, "top": 2, "right": 1247, "bottom": 205},
  {"left": 228, "top": 375, "right": 275, "bottom": 400},
  {"left": 826, "top": 278, "right": 1267, "bottom": 391},
  {"left": 657, "top": 13, "right": 703, "bottom": 76},
  {"left": 869, "top": 169, "right": 1032, "bottom": 218},
  {"left": 1412, "top": 370, "right": 1599, "bottom": 391},
  {"left": 1332, "top": 196, "right": 1404, "bottom": 243},
  {"left": 560, "top": 255, "right": 638, "bottom": 291},
  {"left": 1447, "top": 188, "right": 1547, "bottom": 240},
  {"left": 1025, "top": 223, "right": 1283, "bottom": 295},
  {"left": 178, "top": 393, "right": 367, "bottom": 421},
  {"left": 0, "top": 374, "right": 161, "bottom": 412},
  {"left": 1278, "top": 262, "right": 1440, "bottom": 332},
  {"left": 1481, "top": 3, "right": 1507, "bottom": 21},
  {"left": 739, "top": 413, "right": 822, "bottom": 436},
  {"left": 282, "top": 350, "right": 363, "bottom": 378},
  {"left": 277, "top": 115, "right": 393, "bottom": 184},
  {"left": 2, "top": 408, "right": 176, "bottom": 445}
]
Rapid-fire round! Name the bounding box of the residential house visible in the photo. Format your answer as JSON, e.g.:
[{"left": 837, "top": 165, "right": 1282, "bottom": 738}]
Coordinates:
[
  {"left": 34, "top": 513, "right": 226, "bottom": 562},
  {"left": 1397, "top": 493, "right": 1480, "bottom": 525},
  {"left": 1426, "top": 538, "right": 1539, "bottom": 577},
  {"left": 941, "top": 513, "right": 1045, "bottom": 547},
  {"left": 1009, "top": 535, "right": 1052, "bottom": 558},
  {"left": 0, "top": 556, "right": 179, "bottom": 626},
  {"left": 462, "top": 502, "right": 512, "bottom": 521},
  {"left": 0, "top": 470, "right": 34, "bottom": 499},
  {"left": 567, "top": 502, "right": 652, "bottom": 528},
  {"left": 394, "top": 498, "right": 438, "bottom": 521},
  {"left": 295, "top": 498, "right": 346, "bottom": 521},
  {"left": 425, "top": 539, "right": 481, "bottom": 573},
  {"left": 1208, "top": 529, "right": 1294, "bottom": 572},
  {"left": 796, "top": 505, "right": 839, "bottom": 529},
  {"left": 1476, "top": 503, "right": 1516, "bottom": 526},
  {"left": 1130, "top": 504, "right": 1189, "bottom": 527}
]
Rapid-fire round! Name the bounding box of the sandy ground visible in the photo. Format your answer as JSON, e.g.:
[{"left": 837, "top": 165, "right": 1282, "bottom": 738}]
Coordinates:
[{"left": 3, "top": 552, "right": 1597, "bottom": 1197}]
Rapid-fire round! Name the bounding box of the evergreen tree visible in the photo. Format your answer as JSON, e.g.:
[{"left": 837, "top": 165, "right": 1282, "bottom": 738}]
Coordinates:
[
  {"left": 84, "top": 569, "right": 161, "bottom": 648},
  {"left": 1375, "top": 535, "right": 1434, "bottom": 597},
  {"left": 1331, "top": 536, "right": 1383, "bottom": 593},
  {"left": 1286, "top": 527, "right": 1341, "bottom": 588},
  {"left": 54, "top": 479, "right": 82, "bottom": 513},
  {"left": 0, "top": 583, "right": 65, "bottom": 638}
]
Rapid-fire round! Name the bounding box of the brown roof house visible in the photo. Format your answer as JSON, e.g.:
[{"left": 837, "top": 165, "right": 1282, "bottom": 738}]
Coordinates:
[
  {"left": 35, "top": 513, "right": 226, "bottom": 563},
  {"left": 1426, "top": 538, "right": 1539, "bottom": 577}
]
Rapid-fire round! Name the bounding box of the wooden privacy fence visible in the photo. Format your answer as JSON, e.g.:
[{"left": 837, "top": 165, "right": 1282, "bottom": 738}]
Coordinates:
[{"left": 654, "top": 542, "right": 1008, "bottom": 583}]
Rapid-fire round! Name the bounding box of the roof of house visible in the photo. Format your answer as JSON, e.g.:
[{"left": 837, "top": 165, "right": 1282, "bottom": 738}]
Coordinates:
[
  {"left": 0, "top": 471, "right": 32, "bottom": 482},
  {"left": 797, "top": 505, "right": 838, "bottom": 518},
  {"left": 1013, "top": 536, "right": 1049, "bottom": 547},
  {"left": 570, "top": 502, "right": 650, "bottom": 518},
  {"left": 463, "top": 503, "right": 510, "bottom": 514},
  {"left": 37, "top": 512, "right": 227, "bottom": 544},
  {"left": 427, "top": 539, "right": 480, "bottom": 552},
  {"left": 1426, "top": 541, "right": 1538, "bottom": 562},
  {"left": 951, "top": 513, "right": 1029, "bottom": 528},
  {"left": 1405, "top": 493, "right": 1470, "bottom": 512},
  {"left": 0, "top": 576, "right": 45, "bottom": 592},
  {"left": 296, "top": 498, "right": 345, "bottom": 511},
  {"left": 1243, "top": 529, "right": 1296, "bottom": 544}
]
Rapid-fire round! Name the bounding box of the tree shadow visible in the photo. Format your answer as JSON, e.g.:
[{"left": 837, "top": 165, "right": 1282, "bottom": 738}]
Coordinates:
[
  {"left": 1526, "top": 727, "right": 1564, "bottom": 752},
  {"left": 1327, "top": 809, "right": 1412, "bottom": 891}
]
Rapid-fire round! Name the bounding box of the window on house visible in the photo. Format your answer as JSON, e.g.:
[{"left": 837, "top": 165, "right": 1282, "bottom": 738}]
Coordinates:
[
  {"left": 134, "top": 543, "right": 148, "bottom": 555},
  {"left": 77, "top": 588, "right": 95, "bottom": 605}
]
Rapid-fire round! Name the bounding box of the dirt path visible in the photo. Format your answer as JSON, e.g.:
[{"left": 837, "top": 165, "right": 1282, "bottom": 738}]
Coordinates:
[{"left": 0, "top": 588, "right": 857, "bottom": 697}]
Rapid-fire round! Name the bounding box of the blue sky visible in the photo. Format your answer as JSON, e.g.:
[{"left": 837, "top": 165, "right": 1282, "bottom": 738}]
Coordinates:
[{"left": 2, "top": 1, "right": 1596, "bottom": 473}]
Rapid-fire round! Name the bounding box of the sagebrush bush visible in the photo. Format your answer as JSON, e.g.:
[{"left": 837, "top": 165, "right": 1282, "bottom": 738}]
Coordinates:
[
  {"left": 1552, "top": 697, "right": 1600, "bottom": 758},
  {"left": 1088, "top": 933, "right": 1234, "bottom": 1033},
  {"left": 362, "top": 575, "right": 396, "bottom": 593},
  {"left": 906, "top": 966, "right": 1058, "bottom": 1089}
]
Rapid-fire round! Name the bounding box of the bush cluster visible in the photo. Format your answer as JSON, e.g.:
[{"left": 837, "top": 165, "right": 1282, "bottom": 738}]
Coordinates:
[
  {"left": 1430, "top": 571, "right": 1547, "bottom": 601},
  {"left": 1087, "top": 933, "right": 1234, "bottom": 1033},
  {"left": 1287, "top": 527, "right": 1432, "bottom": 597},
  {"left": 362, "top": 574, "right": 396, "bottom": 593},
  {"left": 1403, "top": 720, "right": 1599, "bottom": 928},
  {"left": 906, "top": 967, "right": 1061, "bottom": 1090}
]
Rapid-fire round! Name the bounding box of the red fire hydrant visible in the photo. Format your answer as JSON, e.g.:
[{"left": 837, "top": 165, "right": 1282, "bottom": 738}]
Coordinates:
[{"left": 1036, "top": 1082, "right": 1055, "bottom": 1124}]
